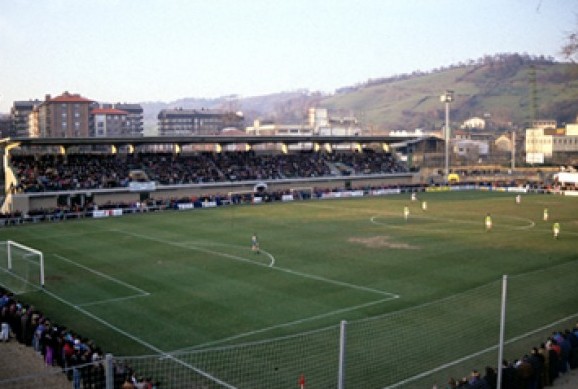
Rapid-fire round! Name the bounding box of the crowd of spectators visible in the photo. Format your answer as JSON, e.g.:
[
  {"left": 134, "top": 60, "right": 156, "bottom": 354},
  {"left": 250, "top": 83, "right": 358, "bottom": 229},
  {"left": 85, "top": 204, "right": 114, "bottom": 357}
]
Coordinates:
[
  {"left": 1, "top": 288, "right": 158, "bottom": 388},
  {"left": 0, "top": 182, "right": 425, "bottom": 226},
  {"left": 326, "top": 149, "right": 408, "bottom": 175},
  {"left": 9, "top": 151, "right": 407, "bottom": 193},
  {"left": 11, "top": 154, "right": 133, "bottom": 193},
  {"left": 439, "top": 325, "right": 578, "bottom": 388}
]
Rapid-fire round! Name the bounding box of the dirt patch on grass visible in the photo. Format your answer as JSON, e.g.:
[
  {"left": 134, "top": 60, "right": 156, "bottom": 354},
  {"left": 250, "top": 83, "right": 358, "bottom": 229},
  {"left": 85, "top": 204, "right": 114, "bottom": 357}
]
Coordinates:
[{"left": 348, "top": 236, "right": 419, "bottom": 249}]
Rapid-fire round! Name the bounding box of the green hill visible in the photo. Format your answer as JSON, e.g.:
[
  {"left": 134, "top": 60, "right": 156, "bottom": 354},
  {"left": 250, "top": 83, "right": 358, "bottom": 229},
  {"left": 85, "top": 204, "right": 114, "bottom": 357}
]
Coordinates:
[{"left": 319, "top": 54, "right": 578, "bottom": 132}]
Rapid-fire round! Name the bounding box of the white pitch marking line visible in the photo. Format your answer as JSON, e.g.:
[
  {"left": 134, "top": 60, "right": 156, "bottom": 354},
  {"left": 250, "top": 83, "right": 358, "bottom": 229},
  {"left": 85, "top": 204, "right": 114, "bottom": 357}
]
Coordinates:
[
  {"left": 275, "top": 265, "right": 398, "bottom": 298},
  {"left": 53, "top": 253, "right": 149, "bottom": 296},
  {"left": 172, "top": 296, "right": 398, "bottom": 353},
  {"left": 383, "top": 311, "right": 578, "bottom": 388},
  {"left": 301, "top": 201, "right": 539, "bottom": 231},
  {"left": 0, "top": 267, "right": 43, "bottom": 294},
  {"left": 114, "top": 229, "right": 401, "bottom": 351},
  {"left": 38, "top": 287, "right": 238, "bottom": 389},
  {"left": 370, "top": 215, "right": 536, "bottom": 231},
  {"left": 76, "top": 293, "right": 150, "bottom": 308},
  {"left": 119, "top": 230, "right": 399, "bottom": 298},
  {"left": 182, "top": 241, "right": 276, "bottom": 267},
  {"left": 3, "top": 253, "right": 234, "bottom": 387}
]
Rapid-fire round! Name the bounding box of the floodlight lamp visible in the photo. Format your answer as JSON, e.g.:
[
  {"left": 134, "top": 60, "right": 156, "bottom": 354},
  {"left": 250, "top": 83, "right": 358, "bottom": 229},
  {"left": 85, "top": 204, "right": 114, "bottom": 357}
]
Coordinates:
[{"left": 441, "top": 90, "right": 454, "bottom": 103}]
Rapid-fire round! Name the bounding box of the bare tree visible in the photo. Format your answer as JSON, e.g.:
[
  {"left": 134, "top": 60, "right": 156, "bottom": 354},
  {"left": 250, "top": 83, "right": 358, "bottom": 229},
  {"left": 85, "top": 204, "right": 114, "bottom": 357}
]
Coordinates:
[{"left": 562, "top": 17, "right": 578, "bottom": 62}]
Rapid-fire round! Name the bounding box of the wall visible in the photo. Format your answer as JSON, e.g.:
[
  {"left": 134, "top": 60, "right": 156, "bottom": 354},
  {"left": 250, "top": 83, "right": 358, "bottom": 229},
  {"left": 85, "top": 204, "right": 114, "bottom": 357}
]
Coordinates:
[{"left": 15, "top": 174, "right": 415, "bottom": 214}]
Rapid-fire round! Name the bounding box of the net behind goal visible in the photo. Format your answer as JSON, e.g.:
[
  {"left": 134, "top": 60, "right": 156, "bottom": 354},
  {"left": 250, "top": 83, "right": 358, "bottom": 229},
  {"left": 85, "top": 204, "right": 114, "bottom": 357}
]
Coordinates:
[{"left": 0, "top": 240, "right": 44, "bottom": 294}]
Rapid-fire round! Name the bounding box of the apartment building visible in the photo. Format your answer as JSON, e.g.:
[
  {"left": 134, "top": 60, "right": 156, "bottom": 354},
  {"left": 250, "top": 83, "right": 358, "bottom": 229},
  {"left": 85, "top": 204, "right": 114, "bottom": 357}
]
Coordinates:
[
  {"left": 34, "top": 92, "right": 93, "bottom": 138},
  {"left": 91, "top": 107, "right": 130, "bottom": 137},
  {"left": 526, "top": 121, "right": 578, "bottom": 164},
  {"left": 113, "top": 103, "right": 144, "bottom": 137},
  {"left": 10, "top": 100, "right": 41, "bottom": 137},
  {"left": 157, "top": 108, "right": 244, "bottom": 136},
  {"left": 10, "top": 93, "right": 144, "bottom": 138}
]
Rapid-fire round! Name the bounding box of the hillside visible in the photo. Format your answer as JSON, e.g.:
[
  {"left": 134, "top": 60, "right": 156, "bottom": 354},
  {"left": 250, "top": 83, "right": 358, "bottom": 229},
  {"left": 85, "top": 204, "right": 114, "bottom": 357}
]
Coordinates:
[
  {"left": 141, "top": 54, "right": 578, "bottom": 135},
  {"left": 321, "top": 55, "right": 578, "bottom": 132}
]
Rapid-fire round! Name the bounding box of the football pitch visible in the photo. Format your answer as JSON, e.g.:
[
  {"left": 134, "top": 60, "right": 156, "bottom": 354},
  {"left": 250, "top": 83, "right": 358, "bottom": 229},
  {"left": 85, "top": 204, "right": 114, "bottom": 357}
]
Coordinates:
[{"left": 1, "top": 190, "right": 577, "bottom": 388}]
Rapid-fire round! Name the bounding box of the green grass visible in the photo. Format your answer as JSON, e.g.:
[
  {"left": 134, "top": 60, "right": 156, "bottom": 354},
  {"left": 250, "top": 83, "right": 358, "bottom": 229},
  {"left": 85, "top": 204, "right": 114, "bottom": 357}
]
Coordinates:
[{"left": 1, "top": 191, "right": 577, "bottom": 388}]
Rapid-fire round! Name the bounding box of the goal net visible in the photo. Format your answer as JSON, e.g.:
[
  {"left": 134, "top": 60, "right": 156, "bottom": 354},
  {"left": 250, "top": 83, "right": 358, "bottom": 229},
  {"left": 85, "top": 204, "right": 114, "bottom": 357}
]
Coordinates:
[{"left": 0, "top": 240, "right": 44, "bottom": 294}]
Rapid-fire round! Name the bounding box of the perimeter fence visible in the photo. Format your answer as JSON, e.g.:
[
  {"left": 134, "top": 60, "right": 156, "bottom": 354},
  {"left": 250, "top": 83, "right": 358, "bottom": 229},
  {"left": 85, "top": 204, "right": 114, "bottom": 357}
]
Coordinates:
[{"left": 3, "top": 259, "right": 578, "bottom": 388}]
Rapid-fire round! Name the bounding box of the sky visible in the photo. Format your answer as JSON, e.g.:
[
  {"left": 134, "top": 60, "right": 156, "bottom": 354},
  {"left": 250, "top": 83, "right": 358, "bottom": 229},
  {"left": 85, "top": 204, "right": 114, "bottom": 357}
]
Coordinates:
[{"left": 1, "top": 0, "right": 577, "bottom": 113}]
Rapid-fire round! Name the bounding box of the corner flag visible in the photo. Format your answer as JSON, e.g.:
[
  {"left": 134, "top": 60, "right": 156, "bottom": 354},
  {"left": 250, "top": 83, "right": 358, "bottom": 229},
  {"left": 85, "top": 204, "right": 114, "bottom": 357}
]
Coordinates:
[{"left": 299, "top": 374, "right": 305, "bottom": 389}]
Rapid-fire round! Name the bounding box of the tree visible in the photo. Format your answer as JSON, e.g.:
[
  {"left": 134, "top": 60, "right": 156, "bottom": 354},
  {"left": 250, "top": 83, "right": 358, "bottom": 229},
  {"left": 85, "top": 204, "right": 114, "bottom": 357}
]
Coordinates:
[{"left": 562, "top": 18, "right": 578, "bottom": 62}]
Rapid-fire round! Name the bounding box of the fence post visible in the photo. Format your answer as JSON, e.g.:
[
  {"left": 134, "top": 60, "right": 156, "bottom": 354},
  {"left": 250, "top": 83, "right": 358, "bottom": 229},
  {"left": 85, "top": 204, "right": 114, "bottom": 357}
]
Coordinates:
[
  {"left": 497, "top": 275, "right": 508, "bottom": 389},
  {"left": 338, "top": 320, "right": 347, "bottom": 389},
  {"left": 105, "top": 353, "right": 114, "bottom": 389}
]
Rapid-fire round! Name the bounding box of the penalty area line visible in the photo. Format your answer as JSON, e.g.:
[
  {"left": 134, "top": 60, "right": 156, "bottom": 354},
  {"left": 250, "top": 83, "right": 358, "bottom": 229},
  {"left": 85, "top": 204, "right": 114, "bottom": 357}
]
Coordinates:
[
  {"left": 38, "top": 287, "right": 238, "bottom": 389},
  {"left": 76, "top": 293, "right": 150, "bottom": 308},
  {"left": 53, "top": 253, "right": 149, "bottom": 295}
]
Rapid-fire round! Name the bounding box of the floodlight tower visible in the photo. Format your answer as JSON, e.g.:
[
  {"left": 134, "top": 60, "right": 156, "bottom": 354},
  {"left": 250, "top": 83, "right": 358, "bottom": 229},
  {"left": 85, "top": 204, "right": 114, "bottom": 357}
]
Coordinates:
[{"left": 440, "top": 90, "right": 454, "bottom": 182}]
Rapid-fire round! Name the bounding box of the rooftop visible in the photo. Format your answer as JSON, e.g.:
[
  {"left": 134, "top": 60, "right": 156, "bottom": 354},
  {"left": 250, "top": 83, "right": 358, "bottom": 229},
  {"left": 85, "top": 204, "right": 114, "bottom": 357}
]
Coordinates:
[{"left": 48, "top": 91, "right": 92, "bottom": 104}]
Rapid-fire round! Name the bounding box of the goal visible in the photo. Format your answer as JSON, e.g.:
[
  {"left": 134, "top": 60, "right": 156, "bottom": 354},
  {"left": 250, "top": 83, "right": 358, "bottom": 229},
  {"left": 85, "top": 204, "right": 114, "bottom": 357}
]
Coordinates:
[
  {"left": 0, "top": 240, "right": 45, "bottom": 293},
  {"left": 290, "top": 186, "right": 314, "bottom": 200},
  {"left": 228, "top": 190, "right": 260, "bottom": 204}
]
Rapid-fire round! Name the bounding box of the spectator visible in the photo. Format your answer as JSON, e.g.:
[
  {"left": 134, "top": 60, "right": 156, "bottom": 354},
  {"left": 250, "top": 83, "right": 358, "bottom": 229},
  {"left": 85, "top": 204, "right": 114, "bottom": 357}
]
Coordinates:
[{"left": 482, "top": 366, "right": 496, "bottom": 389}]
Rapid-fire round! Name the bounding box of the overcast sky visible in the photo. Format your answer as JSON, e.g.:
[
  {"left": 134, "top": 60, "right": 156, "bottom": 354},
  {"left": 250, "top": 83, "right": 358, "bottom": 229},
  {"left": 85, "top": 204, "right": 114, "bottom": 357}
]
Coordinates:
[{"left": 1, "top": 0, "right": 576, "bottom": 112}]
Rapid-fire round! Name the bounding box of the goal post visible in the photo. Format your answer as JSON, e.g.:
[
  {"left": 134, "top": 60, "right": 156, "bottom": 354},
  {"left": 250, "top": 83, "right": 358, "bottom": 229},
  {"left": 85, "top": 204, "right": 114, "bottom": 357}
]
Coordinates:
[{"left": 0, "top": 240, "right": 45, "bottom": 289}]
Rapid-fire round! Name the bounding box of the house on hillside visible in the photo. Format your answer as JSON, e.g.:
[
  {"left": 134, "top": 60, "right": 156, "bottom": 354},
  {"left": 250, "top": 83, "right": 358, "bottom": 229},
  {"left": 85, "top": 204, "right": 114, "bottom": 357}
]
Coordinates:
[
  {"left": 461, "top": 117, "right": 486, "bottom": 130},
  {"left": 495, "top": 134, "right": 513, "bottom": 152},
  {"left": 453, "top": 139, "right": 489, "bottom": 161},
  {"left": 530, "top": 120, "right": 557, "bottom": 130}
]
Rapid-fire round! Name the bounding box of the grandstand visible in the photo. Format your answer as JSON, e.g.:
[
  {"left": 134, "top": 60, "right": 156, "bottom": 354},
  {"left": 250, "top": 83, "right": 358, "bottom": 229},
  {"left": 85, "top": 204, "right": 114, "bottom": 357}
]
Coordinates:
[{"left": 0, "top": 135, "right": 415, "bottom": 216}]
